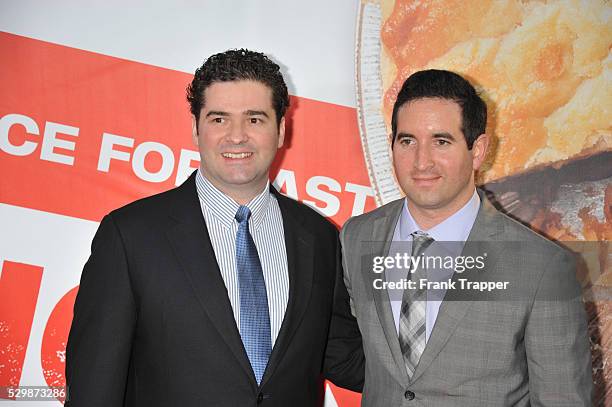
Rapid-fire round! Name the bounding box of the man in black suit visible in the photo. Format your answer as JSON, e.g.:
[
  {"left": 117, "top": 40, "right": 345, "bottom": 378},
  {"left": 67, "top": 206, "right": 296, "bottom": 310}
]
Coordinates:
[{"left": 66, "top": 49, "right": 363, "bottom": 406}]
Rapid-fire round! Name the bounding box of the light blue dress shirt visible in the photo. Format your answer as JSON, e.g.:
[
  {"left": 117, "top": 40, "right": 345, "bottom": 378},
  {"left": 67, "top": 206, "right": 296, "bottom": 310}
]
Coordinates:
[{"left": 388, "top": 190, "right": 480, "bottom": 342}]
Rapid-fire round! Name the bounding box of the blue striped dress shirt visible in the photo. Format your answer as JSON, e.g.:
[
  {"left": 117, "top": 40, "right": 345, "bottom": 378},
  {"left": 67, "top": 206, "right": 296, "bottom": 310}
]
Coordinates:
[{"left": 195, "top": 169, "right": 289, "bottom": 347}]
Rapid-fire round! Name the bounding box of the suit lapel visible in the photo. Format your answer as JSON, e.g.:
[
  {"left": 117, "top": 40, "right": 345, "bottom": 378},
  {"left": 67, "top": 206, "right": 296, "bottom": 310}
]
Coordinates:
[
  {"left": 368, "top": 200, "right": 410, "bottom": 385},
  {"left": 410, "top": 192, "right": 505, "bottom": 382},
  {"left": 260, "top": 190, "right": 314, "bottom": 387},
  {"left": 165, "top": 173, "right": 256, "bottom": 387}
]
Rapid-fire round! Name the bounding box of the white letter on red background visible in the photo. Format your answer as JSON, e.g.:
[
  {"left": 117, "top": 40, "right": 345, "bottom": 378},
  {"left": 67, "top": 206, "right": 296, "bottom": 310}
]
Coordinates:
[
  {"left": 175, "top": 149, "right": 200, "bottom": 186},
  {"left": 303, "top": 176, "right": 341, "bottom": 217},
  {"left": 0, "top": 113, "right": 39, "bottom": 156},
  {"left": 345, "top": 182, "right": 374, "bottom": 217},
  {"left": 97, "top": 132, "right": 134, "bottom": 172},
  {"left": 272, "top": 169, "right": 298, "bottom": 200},
  {"left": 40, "top": 121, "right": 79, "bottom": 165},
  {"left": 131, "top": 141, "right": 174, "bottom": 183}
]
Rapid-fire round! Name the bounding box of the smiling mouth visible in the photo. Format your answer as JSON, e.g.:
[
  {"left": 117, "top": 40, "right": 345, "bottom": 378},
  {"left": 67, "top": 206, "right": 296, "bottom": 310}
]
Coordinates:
[
  {"left": 222, "top": 152, "right": 253, "bottom": 159},
  {"left": 413, "top": 176, "right": 441, "bottom": 184}
]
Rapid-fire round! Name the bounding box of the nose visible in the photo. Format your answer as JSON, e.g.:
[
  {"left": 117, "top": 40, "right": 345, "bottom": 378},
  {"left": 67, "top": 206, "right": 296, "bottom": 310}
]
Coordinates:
[
  {"left": 227, "top": 120, "right": 248, "bottom": 144},
  {"left": 414, "top": 143, "right": 434, "bottom": 171}
]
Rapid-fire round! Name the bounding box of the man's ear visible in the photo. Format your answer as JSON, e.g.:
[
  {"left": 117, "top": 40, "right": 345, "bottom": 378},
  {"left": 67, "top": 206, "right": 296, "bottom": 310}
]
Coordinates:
[
  {"left": 277, "top": 117, "right": 286, "bottom": 148},
  {"left": 471, "top": 133, "right": 489, "bottom": 171},
  {"left": 191, "top": 114, "right": 199, "bottom": 146},
  {"left": 389, "top": 132, "right": 395, "bottom": 150}
]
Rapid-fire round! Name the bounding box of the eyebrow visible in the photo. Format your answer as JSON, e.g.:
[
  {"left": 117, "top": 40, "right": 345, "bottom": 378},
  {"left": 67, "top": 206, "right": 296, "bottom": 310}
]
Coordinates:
[
  {"left": 205, "top": 111, "right": 229, "bottom": 118},
  {"left": 205, "top": 110, "right": 270, "bottom": 118},
  {"left": 245, "top": 110, "right": 269, "bottom": 118},
  {"left": 432, "top": 132, "right": 456, "bottom": 141},
  {"left": 395, "top": 132, "right": 457, "bottom": 141}
]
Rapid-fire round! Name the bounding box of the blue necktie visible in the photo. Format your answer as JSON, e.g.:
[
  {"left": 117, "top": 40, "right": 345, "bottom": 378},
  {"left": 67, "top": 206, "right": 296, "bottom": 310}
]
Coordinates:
[{"left": 235, "top": 205, "right": 271, "bottom": 384}]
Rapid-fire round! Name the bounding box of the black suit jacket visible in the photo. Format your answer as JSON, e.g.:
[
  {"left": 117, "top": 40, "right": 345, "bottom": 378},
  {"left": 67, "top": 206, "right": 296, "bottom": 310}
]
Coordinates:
[{"left": 66, "top": 172, "right": 364, "bottom": 406}]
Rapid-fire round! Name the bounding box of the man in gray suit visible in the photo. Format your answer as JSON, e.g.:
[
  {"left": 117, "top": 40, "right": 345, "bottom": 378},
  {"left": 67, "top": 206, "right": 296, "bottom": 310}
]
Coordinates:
[{"left": 341, "top": 69, "right": 592, "bottom": 406}]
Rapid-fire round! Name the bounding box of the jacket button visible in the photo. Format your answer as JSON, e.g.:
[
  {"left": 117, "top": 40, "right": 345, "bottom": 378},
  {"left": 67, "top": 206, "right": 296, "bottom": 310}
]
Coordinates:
[
  {"left": 257, "top": 393, "right": 264, "bottom": 404},
  {"left": 404, "top": 390, "right": 415, "bottom": 400}
]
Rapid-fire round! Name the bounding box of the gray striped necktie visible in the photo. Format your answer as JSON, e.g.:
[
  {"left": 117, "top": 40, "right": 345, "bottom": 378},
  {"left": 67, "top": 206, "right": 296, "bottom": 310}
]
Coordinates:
[{"left": 399, "top": 231, "right": 434, "bottom": 378}]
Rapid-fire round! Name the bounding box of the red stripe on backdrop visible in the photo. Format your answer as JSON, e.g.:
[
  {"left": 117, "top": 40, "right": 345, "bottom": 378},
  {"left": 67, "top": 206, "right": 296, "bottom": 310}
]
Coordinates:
[
  {"left": 0, "top": 261, "right": 44, "bottom": 392},
  {"left": 0, "top": 32, "right": 376, "bottom": 226}
]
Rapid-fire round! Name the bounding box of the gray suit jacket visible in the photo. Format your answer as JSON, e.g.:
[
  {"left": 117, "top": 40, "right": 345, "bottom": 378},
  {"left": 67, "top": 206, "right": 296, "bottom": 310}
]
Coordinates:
[{"left": 340, "top": 191, "right": 592, "bottom": 406}]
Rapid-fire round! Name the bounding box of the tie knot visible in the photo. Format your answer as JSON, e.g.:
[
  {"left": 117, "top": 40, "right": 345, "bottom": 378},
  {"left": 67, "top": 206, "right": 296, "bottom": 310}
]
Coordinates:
[
  {"left": 235, "top": 205, "right": 251, "bottom": 223},
  {"left": 411, "top": 231, "right": 434, "bottom": 255},
  {"left": 411, "top": 230, "right": 432, "bottom": 241}
]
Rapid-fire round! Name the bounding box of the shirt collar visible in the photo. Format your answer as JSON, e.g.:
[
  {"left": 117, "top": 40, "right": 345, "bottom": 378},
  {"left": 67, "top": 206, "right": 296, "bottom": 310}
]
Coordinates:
[
  {"left": 399, "top": 189, "right": 480, "bottom": 242},
  {"left": 195, "top": 168, "right": 271, "bottom": 230}
]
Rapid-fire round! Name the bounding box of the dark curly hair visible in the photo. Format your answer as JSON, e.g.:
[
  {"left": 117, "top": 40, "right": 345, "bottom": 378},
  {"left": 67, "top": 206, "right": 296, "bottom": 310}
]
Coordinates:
[
  {"left": 186, "top": 49, "right": 289, "bottom": 127},
  {"left": 391, "top": 69, "right": 487, "bottom": 149}
]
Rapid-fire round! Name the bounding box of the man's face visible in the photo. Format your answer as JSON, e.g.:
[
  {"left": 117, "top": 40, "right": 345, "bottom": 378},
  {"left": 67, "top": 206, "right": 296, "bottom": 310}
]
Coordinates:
[
  {"left": 392, "top": 97, "right": 488, "bottom": 219},
  {"left": 192, "top": 80, "right": 285, "bottom": 203}
]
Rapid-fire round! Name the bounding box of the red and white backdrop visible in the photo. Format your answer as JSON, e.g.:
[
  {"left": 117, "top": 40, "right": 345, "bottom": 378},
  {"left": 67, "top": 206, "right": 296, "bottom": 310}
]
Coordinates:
[{"left": 1, "top": 1, "right": 610, "bottom": 406}]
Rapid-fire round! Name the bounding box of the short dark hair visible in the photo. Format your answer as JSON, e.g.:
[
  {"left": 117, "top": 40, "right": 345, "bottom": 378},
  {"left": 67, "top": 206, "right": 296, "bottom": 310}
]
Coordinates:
[
  {"left": 391, "top": 69, "right": 487, "bottom": 149},
  {"left": 187, "top": 49, "right": 290, "bottom": 126}
]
